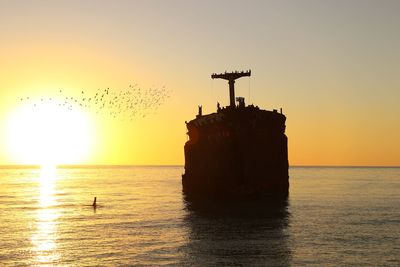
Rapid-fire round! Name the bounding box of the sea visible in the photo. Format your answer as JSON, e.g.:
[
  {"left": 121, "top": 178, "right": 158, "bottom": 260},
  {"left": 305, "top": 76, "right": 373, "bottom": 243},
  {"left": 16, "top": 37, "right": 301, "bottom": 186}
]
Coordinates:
[{"left": 0, "top": 166, "right": 399, "bottom": 266}]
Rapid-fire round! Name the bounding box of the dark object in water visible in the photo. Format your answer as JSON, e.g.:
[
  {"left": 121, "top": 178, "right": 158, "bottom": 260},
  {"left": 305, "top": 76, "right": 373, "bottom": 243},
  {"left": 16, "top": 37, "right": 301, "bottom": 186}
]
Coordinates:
[
  {"left": 92, "top": 197, "right": 97, "bottom": 208},
  {"left": 182, "top": 70, "right": 289, "bottom": 197}
]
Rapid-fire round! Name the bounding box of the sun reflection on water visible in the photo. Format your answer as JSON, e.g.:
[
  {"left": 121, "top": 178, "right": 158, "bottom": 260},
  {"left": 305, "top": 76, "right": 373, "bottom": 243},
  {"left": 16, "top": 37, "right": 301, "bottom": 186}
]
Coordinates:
[{"left": 31, "top": 165, "right": 60, "bottom": 265}]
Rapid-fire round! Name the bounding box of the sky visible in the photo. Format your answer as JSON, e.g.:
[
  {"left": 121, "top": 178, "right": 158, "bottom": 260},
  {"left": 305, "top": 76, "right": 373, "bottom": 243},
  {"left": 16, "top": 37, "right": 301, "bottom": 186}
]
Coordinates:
[{"left": 0, "top": 0, "right": 399, "bottom": 166}]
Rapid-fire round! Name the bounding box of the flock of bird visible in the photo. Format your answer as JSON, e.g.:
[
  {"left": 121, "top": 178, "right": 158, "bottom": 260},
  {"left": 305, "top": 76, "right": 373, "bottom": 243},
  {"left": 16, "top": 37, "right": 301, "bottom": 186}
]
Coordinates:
[{"left": 19, "top": 84, "right": 171, "bottom": 121}]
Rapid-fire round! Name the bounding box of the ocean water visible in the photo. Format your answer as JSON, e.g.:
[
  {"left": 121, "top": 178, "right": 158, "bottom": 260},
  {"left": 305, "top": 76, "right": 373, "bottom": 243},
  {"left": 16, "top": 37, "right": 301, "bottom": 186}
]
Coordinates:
[{"left": 0, "top": 166, "right": 399, "bottom": 266}]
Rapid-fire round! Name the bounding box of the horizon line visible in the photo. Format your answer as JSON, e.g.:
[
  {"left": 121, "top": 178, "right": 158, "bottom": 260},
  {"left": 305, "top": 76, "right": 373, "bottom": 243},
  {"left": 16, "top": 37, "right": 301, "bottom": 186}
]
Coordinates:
[{"left": 0, "top": 164, "right": 399, "bottom": 169}]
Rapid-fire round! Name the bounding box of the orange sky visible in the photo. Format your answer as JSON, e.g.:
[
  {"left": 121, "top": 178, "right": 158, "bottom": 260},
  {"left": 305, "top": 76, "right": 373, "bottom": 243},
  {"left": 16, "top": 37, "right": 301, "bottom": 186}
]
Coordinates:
[{"left": 1, "top": 1, "right": 399, "bottom": 166}]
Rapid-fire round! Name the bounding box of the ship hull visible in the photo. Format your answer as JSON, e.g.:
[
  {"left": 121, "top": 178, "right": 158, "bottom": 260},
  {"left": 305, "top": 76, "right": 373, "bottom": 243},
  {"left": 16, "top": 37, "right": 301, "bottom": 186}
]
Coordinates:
[{"left": 183, "top": 107, "right": 289, "bottom": 198}]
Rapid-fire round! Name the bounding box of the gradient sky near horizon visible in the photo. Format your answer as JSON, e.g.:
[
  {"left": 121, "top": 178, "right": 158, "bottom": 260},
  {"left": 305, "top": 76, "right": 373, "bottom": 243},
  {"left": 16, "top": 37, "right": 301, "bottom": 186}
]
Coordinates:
[{"left": 1, "top": 0, "right": 399, "bottom": 166}]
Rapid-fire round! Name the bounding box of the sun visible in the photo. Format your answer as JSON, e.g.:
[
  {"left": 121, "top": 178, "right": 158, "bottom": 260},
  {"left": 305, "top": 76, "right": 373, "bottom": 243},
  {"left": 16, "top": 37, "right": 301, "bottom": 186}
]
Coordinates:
[{"left": 5, "top": 99, "right": 94, "bottom": 167}]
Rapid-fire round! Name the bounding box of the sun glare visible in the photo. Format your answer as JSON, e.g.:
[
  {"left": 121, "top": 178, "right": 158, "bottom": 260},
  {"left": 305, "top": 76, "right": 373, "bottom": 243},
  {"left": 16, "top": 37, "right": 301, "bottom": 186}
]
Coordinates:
[{"left": 5, "top": 100, "right": 94, "bottom": 166}]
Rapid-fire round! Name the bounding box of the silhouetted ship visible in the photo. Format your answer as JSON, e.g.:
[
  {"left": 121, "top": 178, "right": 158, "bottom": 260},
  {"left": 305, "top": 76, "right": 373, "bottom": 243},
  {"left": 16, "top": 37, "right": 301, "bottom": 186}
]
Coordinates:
[{"left": 183, "top": 70, "right": 289, "bottom": 198}]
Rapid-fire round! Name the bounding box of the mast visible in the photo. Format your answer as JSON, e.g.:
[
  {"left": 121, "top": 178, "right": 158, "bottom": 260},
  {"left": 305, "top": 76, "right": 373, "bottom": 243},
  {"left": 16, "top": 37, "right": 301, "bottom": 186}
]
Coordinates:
[{"left": 211, "top": 70, "right": 251, "bottom": 107}]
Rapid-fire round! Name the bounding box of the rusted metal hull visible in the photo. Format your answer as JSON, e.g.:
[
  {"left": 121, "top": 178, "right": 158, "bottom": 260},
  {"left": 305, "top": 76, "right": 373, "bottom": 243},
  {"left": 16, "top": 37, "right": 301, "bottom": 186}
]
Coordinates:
[{"left": 183, "top": 106, "right": 289, "bottom": 198}]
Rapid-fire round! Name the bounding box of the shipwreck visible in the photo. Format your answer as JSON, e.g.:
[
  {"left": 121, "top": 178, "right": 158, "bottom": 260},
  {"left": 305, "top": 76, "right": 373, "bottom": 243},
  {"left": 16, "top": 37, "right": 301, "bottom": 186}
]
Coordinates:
[{"left": 182, "top": 70, "right": 289, "bottom": 198}]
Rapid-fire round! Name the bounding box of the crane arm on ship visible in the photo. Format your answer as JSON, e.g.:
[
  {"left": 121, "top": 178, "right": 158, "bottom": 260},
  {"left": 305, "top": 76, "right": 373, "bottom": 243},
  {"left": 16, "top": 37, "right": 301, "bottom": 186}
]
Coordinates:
[{"left": 211, "top": 70, "right": 251, "bottom": 108}]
